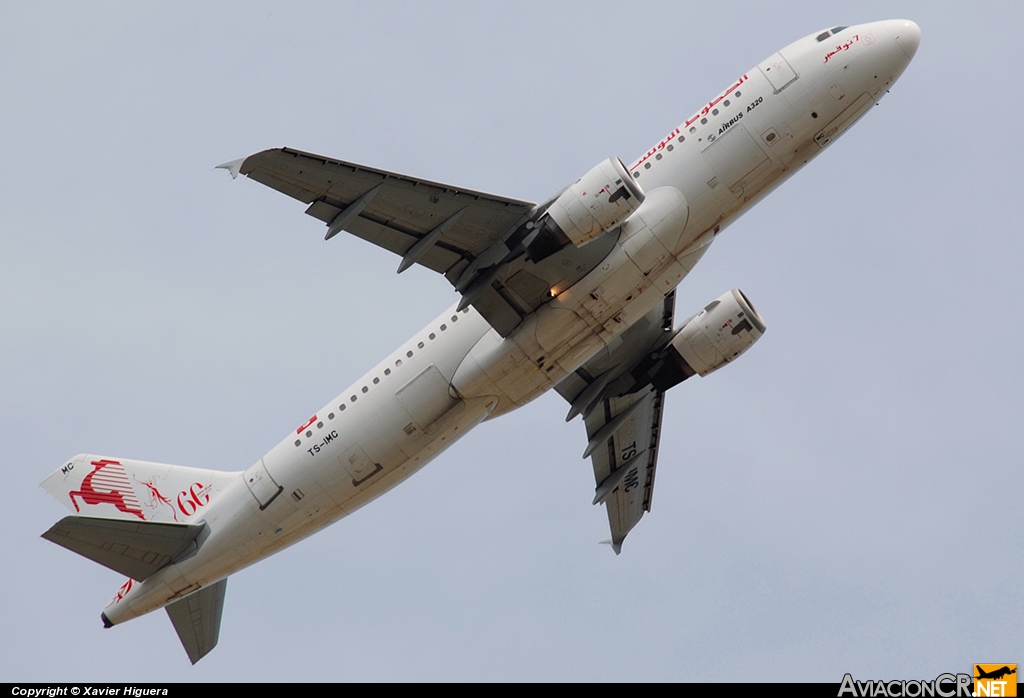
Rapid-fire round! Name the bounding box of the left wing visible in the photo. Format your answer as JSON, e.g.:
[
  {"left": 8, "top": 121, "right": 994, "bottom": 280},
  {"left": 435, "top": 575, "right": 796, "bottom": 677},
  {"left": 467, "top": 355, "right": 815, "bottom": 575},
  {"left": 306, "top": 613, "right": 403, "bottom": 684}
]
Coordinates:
[
  {"left": 584, "top": 387, "right": 666, "bottom": 553},
  {"left": 556, "top": 292, "right": 676, "bottom": 553}
]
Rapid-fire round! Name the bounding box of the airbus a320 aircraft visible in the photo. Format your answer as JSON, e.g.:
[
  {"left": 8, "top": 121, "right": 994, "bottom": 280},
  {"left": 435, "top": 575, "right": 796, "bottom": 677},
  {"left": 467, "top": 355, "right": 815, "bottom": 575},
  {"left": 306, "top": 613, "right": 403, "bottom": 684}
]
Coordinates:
[{"left": 41, "top": 20, "right": 920, "bottom": 664}]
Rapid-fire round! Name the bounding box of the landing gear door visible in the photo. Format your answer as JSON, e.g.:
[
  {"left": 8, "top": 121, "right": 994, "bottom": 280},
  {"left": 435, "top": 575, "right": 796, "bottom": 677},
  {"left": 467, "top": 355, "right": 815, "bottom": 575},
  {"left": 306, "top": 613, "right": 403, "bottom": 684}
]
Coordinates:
[
  {"left": 758, "top": 52, "right": 798, "bottom": 93},
  {"left": 243, "top": 458, "right": 283, "bottom": 510}
]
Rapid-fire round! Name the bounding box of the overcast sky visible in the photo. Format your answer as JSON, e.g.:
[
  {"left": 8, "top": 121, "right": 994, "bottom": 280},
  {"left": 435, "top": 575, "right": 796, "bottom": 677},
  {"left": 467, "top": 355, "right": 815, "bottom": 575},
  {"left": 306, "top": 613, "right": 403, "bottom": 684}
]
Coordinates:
[{"left": 2, "top": 0, "right": 1021, "bottom": 682}]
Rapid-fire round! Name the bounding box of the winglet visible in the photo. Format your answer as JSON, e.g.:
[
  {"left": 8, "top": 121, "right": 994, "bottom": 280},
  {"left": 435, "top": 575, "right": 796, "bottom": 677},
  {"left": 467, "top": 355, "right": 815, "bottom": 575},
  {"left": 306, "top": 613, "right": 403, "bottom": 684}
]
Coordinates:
[
  {"left": 599, "top": 539, "right": 622, "bottom": 555},
  {"left": 215, "top": 158, "right": 246, "bottom": 179}
]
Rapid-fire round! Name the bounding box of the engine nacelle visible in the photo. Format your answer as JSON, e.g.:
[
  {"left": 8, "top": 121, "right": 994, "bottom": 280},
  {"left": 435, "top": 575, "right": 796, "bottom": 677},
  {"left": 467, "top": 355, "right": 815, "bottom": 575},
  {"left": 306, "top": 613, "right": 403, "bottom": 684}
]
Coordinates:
[
  {"left": 531, "top": 158, "right": 644, "bottom": 258},
  {"left": 651, "top": 289, "right": 766, "bottom": 390}
]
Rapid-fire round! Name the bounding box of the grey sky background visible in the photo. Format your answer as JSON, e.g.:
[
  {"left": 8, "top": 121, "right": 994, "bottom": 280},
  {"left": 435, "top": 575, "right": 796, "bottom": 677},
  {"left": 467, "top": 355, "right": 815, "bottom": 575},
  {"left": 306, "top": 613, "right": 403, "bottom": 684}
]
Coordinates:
[{"left": 2, "top": 1, "right": 1020, "bottom": 682}]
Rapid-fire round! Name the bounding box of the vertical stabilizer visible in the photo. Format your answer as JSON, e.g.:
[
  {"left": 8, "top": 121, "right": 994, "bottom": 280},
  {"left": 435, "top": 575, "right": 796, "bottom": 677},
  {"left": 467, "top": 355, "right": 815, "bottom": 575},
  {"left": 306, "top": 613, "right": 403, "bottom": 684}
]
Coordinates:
[{"left": 41, "top": 454, "right": 239, "bottom": 523}]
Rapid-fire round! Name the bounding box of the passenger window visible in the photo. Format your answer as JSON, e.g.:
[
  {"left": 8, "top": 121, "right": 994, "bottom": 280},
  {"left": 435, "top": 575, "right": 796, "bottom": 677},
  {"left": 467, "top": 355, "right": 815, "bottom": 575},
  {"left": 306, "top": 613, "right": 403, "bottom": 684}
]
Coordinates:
[
  {"left": 294, "top": 440, "right": 301, "bottom": 447},
  {"left": 384, "top": 368, "right": 391, "bottom": 376},
  {"left": 316, "top": 422, "right": 323, "bottom": 429},
  {"left": 440, "top": 324, "right": 447, "bottom": 331},
  {"left": 373, "top": 377, "right": 380, "bottom": 384},
  {"left": 407, "top": 350, "right": 413, "bottom": 358},
  {"left": 361, "top": 386, "right": 368, "bottom": 393}
]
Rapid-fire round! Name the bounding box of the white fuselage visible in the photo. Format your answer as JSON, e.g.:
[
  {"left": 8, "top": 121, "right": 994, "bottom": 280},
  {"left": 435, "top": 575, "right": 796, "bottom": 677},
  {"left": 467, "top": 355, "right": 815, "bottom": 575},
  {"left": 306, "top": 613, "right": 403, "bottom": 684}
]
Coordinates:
[{"left": 104, "top": 19, "right": 919, "bottom": 624}]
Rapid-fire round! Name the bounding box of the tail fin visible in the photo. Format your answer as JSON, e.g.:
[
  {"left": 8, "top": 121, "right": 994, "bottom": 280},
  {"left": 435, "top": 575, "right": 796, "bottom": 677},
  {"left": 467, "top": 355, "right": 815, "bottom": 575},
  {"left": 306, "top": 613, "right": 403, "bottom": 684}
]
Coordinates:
[{"left": 41, "top": 454, "right": 239, "bottom": 523}]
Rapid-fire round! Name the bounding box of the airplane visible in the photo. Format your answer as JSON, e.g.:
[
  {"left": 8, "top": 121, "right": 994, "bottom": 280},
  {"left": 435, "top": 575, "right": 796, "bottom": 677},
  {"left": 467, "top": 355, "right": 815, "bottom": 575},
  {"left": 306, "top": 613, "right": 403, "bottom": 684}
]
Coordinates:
[
  {"left": 976, "top": 666, "right": 1017, "bottom": 681},
  {"left": 40, "top": 19, "right": 920, "bottom": 664}
]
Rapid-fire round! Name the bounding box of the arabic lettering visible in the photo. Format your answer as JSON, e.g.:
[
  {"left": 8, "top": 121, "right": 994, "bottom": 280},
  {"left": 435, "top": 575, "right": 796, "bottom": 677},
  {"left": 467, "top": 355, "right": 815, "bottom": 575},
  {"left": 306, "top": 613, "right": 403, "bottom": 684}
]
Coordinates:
[
  {"left": 629, "top": 74, "right": 749, "bottom": 172},
  {"left": 685, "top": 74, "right": 749, "bottom": 128},
  {"left": 824, "top": 34, "right": 860, "bottom": 63}
]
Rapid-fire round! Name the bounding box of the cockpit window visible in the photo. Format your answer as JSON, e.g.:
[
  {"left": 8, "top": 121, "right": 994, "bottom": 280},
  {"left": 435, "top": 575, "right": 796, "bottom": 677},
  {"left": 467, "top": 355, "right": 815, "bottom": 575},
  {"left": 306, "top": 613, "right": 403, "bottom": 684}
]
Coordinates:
[
  {"left": 816, "top": 31, "right": 831, "bottom": 42},
  {"left": 831, "top": 26, "right": 848, "bottom": 34}
]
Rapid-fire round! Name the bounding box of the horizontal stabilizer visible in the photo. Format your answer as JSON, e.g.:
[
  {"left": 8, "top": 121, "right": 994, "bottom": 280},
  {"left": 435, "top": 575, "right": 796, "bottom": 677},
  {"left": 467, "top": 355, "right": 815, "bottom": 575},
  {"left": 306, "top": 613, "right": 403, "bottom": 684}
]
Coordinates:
[
  {"left": 41, "top": 516, "right": 207, "bottom": 581},
  {"left": 166, "top": 578, "right": 227, "bottom": 664}
]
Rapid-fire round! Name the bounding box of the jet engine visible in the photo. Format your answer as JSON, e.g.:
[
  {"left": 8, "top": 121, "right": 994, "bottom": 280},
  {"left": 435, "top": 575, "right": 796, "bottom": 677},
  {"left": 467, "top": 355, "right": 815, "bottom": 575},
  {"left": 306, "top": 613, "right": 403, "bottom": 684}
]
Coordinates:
[
  {"left": 527, "top": 157, "right": 644, "bottom": 261},
  {"left": 649, "top": 289, "right": 766, "bottom": 391}
]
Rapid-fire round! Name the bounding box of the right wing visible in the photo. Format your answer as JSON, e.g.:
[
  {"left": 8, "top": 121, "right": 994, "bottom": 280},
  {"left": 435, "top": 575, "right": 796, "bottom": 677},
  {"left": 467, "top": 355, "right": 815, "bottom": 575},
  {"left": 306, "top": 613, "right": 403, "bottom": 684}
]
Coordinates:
[
  {"left": 223, "top": 147, "right": 536, "bottom": 279},
  {"left": 223, "top": 148, "right": 623, "bottom": 337}
]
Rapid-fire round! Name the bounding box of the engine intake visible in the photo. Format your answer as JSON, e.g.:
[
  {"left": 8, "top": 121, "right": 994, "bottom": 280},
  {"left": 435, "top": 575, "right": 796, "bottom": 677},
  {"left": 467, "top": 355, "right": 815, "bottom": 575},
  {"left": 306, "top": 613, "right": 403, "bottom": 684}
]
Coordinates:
[
  {"left": 651, "top": 289, "right": 766, "bottom": 391},
  {"left": 527, "top": 157, "right": 644, "bottom": 261}
]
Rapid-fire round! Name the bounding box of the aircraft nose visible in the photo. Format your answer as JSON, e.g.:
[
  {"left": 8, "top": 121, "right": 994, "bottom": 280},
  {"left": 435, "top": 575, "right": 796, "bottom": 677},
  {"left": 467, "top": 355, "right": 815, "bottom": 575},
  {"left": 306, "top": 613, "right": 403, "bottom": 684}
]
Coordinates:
[{"left": 890, "top": 19, "right": 921, "bottom": 60}]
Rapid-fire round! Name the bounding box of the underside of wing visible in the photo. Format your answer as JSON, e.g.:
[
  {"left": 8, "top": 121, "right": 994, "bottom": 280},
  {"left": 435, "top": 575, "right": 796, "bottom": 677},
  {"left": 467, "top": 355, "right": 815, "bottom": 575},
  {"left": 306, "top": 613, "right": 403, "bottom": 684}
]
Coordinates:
[
  {"left": 229, "top": 147, "right": 535, "bottom": 278},
  {"left": 556, "top": 292, "right": 677, "bottom": 553},
  {"left": 225, "top": 148, "right": 628, "bottom": 337},
  {"left": 586, "top": 387, "right": 666, "bottom": 553}
]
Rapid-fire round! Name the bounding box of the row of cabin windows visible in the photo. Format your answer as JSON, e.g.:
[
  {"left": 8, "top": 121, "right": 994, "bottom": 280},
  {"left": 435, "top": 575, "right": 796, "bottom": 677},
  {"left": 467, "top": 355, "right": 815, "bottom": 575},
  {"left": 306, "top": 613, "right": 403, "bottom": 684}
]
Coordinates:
[
  {"left": 632, "top": 91, "right": 743, "bottom": 178},
  {"left": 293, "top": 308, "right": 469, "bottom": 447}
]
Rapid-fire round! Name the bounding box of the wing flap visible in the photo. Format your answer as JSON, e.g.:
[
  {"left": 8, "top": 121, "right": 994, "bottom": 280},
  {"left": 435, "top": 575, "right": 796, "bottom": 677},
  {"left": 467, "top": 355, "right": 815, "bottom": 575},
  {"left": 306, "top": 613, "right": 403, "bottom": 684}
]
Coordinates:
[
  {"left": 344, "top": 216, "right": 465, "bottom": 274},
  {"left": 166, "top": 578, "right": 227, "bottom": 665},
  {"left": 41, "top": 516, "right": 208, "bottom": 581}
]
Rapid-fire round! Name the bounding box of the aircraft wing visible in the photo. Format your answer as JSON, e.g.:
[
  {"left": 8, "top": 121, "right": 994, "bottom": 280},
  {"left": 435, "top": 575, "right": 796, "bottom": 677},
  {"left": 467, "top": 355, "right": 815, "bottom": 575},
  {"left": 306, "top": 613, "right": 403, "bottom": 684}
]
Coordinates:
[
  {"left": 223, "top": 148, "right": 633, "bottom": 338},
  {"left": 584, "top": 387, "right": 666, "bottom": 553},
  {"left": 222, "top": 147, "right": 535, "bottom": 279},
  {"left": 555, "top": 292, "right": 676, "bottom": 553}
]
